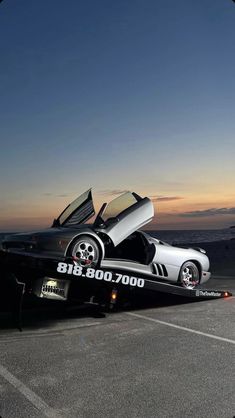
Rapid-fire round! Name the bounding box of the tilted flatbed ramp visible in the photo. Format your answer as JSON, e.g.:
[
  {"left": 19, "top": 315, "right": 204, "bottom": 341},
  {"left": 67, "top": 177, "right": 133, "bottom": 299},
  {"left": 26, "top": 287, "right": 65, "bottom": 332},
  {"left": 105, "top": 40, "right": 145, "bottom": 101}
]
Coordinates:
[
  {"left": 0, "top": 254, "right": 232, "bottom": 330},
  {"left": 141, "top": 277, "right": 232, "bottom": 299},
  {"left": 1, "top": 251, "right": 233, "bottom": 302},
  {"left": 99, "top": 259, "right": 232, "bottom": 299},
  {"left": 51, "top": 259, "right": 232, "bottom": 300}
]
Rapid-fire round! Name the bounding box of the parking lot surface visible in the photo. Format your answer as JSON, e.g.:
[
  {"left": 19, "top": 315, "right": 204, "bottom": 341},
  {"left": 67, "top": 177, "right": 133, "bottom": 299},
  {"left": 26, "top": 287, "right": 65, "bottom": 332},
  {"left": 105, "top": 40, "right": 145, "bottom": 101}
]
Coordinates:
[{"left": 0, "top": 277, "right": 234, "bottom": 418}]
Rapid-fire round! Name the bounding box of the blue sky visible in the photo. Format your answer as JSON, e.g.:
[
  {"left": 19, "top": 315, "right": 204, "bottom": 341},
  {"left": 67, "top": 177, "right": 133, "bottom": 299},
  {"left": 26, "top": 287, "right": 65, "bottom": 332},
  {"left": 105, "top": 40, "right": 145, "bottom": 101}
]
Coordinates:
[{"left": 0, "top": 0, "right": 235, "bottom": 230}]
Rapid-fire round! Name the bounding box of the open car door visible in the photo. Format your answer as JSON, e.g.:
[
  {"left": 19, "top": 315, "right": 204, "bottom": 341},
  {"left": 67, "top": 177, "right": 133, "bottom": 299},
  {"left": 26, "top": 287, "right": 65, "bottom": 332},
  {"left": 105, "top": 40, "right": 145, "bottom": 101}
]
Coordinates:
[
  {"left": 98, "top": 192, "right": 154, "bottom": 246},
  {"left": 52, "top": 189, "right": 95, "bottom": 227}
]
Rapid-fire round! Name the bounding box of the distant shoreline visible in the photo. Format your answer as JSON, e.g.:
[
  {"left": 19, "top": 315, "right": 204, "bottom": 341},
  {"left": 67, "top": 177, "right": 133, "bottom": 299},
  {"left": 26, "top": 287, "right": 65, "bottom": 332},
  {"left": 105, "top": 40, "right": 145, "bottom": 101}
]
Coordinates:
[{"left": 1, "top": 228, "right": 235, "bottom": 245}]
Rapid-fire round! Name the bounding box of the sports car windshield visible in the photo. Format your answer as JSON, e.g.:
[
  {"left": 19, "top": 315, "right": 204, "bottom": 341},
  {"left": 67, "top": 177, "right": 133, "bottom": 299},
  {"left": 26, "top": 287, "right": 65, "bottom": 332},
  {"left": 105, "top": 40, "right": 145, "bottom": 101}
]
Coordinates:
[{"left": 101, "top": 192, "right": 139, "bottom": 221}]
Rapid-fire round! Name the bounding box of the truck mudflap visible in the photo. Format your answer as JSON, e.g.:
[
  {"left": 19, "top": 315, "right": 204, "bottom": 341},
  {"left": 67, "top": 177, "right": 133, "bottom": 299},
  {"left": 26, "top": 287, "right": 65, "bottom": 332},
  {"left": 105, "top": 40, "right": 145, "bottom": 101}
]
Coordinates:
[
  {"left": 0, "top": 272, "right": 25, "bottom": 331},
  {"left": 12, "top": 277, "right": 25, "bottom": 331}
]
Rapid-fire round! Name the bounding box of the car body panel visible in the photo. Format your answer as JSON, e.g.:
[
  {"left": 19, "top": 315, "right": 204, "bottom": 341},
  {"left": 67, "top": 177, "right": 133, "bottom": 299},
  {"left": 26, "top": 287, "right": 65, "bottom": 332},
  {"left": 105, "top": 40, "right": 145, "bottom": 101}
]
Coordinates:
[
  {"left": 150, "top": 235, "right": 210, "bottom": 283},
  {"left": 98, "top": 194, "right": 154, "bottom": 246},
  {"left": 101, "top": 259, "right": 154, "bottom": 277},
  {"left": 151, "top": 238, "right": 210, "bottom": 271}
]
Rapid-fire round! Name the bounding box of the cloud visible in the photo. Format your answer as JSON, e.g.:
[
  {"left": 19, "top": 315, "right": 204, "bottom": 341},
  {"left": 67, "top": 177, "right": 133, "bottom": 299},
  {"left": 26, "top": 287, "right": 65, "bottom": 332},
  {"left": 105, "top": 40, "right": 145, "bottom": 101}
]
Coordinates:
[
  {"left": 98, "top": 192, "right": 183, "bottom": 201},
  {"left": 179, "top": 207, "right": 235, "bottom": 218},
  {"left": 151, "top": 196, "right": 183, "bottom": 202},
  {"left": 98, "top": 189, "right": 129, "bottom": 196},
  {"left": 56, "top": 194, "right": 70, "bottom": 198},
  {"left": 42, "top": 193, "right": 70, "bottom": 198}
]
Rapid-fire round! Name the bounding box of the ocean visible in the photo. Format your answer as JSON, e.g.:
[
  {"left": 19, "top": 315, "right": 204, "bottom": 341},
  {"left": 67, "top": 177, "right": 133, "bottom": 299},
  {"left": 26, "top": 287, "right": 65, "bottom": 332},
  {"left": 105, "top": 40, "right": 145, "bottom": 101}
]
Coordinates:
[
  {"left": 147, "top": 229, "right": 235, "bottom": 244},
  {"left": 0, "top": 229, "right": 234, "bottom": 245}
]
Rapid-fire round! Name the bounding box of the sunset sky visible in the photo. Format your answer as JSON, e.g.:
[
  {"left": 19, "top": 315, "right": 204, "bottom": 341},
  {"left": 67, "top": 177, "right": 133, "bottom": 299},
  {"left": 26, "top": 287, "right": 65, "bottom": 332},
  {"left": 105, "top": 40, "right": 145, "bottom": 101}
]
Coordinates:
[{"left": 0, "top": 0, "right": 235, "bottom": 231}]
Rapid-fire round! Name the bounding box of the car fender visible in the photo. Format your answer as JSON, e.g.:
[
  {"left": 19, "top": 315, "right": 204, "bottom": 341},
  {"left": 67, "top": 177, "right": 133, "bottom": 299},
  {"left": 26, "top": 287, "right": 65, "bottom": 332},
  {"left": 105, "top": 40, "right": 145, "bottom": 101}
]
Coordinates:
[
  {"left": 64, "top": 229, "right": 105, "bottom": 260},
  {"left": 153, "top": 244, "right": 209, "bottom": 272}
]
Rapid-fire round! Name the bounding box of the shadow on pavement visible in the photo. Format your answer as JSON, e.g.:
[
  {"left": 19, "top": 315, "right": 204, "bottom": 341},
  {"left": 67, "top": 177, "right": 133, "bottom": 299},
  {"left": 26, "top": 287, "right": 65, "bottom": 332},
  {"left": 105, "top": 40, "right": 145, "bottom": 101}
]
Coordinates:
[
  {"left": 0, "top": 290, "right": 209, "bottom": 333},
  {"left": 0, "top": 274, "right": 234, "bottom": 332}
]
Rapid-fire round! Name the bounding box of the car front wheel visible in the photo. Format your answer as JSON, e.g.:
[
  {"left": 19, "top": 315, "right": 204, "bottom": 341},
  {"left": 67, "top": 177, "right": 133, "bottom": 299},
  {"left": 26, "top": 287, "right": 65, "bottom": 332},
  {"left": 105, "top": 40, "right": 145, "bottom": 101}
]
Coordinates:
[
  {"left": 71, "top": 236, "right": 100, "bottom": 268},
  {"left": 178, "top": 261, "right": 200, "bottom": 289}
]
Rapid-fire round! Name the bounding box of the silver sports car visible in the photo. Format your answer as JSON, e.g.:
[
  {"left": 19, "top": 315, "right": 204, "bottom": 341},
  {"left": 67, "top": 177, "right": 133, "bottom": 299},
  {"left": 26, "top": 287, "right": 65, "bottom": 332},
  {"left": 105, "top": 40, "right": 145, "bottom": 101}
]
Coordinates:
[{"left": 1, "top": 189, "right": 211, "bottom": 290}]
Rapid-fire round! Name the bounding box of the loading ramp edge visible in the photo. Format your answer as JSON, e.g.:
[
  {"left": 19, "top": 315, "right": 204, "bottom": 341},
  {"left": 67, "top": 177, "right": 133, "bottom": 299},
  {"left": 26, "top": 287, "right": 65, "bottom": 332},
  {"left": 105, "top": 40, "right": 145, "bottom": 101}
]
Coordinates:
[{"left": 142, "top": 277, "right": 232, "bottom": 299}]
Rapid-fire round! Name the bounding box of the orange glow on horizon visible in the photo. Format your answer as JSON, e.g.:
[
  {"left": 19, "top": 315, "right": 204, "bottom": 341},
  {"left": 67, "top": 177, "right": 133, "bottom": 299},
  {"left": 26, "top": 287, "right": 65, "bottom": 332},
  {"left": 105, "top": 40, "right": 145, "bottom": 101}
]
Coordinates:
[{"left": 0, "top": 189, "right": 235, "bottom": 232}]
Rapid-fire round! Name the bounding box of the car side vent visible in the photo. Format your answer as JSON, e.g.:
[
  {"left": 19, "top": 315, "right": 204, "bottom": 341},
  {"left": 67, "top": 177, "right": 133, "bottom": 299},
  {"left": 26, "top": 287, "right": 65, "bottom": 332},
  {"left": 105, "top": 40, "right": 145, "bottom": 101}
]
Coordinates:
[
  {"left": 162, "top": 264, "right": 168, "bottom": 277},
  {"left": 156, "top": 263, "right": 163, "bottom": 276},
  {"left": 154, "top": 263, "right": 168, "bottom": 277}
]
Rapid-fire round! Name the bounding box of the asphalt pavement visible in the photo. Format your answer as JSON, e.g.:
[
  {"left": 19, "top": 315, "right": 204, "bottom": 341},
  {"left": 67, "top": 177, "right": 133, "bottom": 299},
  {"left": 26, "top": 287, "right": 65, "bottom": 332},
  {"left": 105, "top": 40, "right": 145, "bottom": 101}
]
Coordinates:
[{"left": 0, "top": 276, "right": 234, "bottom": 418}]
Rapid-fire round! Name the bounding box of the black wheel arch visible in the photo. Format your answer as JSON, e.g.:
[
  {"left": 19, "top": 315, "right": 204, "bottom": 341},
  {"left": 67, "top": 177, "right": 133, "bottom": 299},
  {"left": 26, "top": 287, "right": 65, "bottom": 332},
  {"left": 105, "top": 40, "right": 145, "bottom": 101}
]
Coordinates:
[
  {"left": 65, "top": 233, "right": 105, "bottom": 262},
  {"left": 178, "top": 259, "right": 202, "bottom": 282}
]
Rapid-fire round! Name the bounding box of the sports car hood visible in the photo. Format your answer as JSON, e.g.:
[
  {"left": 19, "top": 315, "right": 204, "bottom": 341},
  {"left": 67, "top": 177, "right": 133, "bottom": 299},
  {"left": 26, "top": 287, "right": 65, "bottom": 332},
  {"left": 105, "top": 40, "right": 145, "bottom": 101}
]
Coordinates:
[{"left": 0, "top": 225, "right": 93, "bottom": 254}]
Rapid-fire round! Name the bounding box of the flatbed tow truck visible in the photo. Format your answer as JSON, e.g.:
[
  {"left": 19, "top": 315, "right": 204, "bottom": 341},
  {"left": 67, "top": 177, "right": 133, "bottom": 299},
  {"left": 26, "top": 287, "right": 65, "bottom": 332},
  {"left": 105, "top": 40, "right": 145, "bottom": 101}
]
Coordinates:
[
  {"left": 0, "top": 253, "right": 232, "bottom": 331},
  {"left": 0, "top": 191, "right": 232, "bottom": 330}
]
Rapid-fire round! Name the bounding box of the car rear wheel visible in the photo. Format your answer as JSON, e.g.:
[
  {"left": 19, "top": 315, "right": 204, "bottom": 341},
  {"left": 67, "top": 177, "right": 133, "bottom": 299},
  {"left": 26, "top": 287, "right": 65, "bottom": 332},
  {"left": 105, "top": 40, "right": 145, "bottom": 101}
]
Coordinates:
[
  {"left": 71, "top": 236, "right": 100, "bottom": 268},
  {"left": 178, "top": 261, "right": 200, "bottom": 289}
]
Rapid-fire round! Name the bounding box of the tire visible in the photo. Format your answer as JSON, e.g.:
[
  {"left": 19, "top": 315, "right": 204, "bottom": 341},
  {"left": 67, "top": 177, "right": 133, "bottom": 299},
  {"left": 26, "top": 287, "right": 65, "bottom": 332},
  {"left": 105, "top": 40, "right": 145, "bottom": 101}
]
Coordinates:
[
  {"left": 178, "top": 261, "right": 200, "bottom": 289},
  {"left": 70, "top": 236, "right": 100, "bottom": 268}
]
